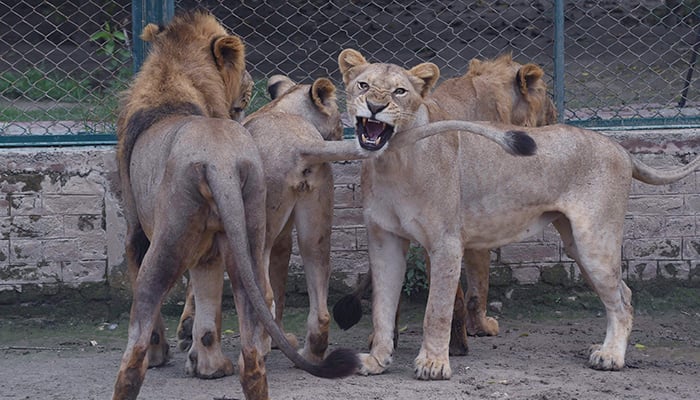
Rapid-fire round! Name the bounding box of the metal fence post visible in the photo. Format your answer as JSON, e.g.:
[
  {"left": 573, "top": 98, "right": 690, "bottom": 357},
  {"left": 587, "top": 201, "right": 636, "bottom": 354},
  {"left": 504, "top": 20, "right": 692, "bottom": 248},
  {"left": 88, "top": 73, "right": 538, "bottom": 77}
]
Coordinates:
[
  {"left": 131, "top": 0, "right": 175, "bottom": 73},
  {"left": 553, "top": 0, "right": 565, "bottom": 123}
]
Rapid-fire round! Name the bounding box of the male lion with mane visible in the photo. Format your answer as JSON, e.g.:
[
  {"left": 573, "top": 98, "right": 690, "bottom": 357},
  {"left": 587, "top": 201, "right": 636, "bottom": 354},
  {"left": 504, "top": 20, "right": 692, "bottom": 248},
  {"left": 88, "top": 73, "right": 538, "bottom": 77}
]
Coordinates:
[
  {"left": 337, "top": 48, "right": 699, "bottom": 379},
  {"left": 111, "top": 11, "right": 359, "bottom": 400},
  {"left": 334, "top": 53, "right": 557, "bottom": 355}
]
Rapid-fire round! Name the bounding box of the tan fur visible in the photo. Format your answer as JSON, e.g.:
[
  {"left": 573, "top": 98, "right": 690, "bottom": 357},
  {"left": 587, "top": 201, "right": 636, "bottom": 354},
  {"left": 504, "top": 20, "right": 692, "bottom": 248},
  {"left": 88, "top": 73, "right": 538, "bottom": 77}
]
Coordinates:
[
  {"left": 428, "top": 54, "right": 557, "bottom": 353},
  {"left": 429, "top": 53, "right": 557, "bottom": 127},
  {"left": 175, "top": 71, "right": 534, "bottom": 375},
  {"left": 112, "top": 12, "right": 359, "bottom": 400},
  {"left": 337, "top": 48, "right": 699, "bottom": 379},
  {"left": 341, "top": 54, "right": 557, "bottom": 355},
  {"left": 177, "top": 74, "right": 346, "bottom": 365}
]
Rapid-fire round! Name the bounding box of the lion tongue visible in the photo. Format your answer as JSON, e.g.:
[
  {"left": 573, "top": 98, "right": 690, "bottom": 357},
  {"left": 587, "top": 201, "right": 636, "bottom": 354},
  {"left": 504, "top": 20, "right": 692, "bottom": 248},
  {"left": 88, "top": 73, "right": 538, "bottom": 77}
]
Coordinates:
[{"left": 365, "top": 120, "right": 385, "bottom": 139}]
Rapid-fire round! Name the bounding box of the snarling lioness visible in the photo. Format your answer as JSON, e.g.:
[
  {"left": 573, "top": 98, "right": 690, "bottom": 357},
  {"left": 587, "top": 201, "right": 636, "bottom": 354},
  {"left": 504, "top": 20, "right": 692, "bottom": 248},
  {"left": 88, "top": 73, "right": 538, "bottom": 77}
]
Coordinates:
[
  {"left": 176, "top": 74, "right": 363, "bottom": 367},
  {"left": 333, "top": 54, "right": 558, "bottom": 354},
  {"left": 338, "top": 48, "right": 699, "bottom": 379},
  {"left": 111, "top": 12, "right": 359, "bottom": 400}
]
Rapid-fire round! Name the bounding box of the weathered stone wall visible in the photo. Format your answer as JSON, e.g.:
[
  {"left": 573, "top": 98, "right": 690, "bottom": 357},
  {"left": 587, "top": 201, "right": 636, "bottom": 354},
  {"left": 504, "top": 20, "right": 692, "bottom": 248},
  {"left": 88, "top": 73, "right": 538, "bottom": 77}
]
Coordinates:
[{"left": 0, "top": 130, "right": 698, "bottom": 309}]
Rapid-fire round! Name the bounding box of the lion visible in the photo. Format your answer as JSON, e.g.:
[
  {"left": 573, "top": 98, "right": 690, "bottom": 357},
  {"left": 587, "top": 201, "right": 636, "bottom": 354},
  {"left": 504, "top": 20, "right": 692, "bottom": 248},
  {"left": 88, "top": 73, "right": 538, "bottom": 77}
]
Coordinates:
[
  {"left": 333, "top": 53, "right": 558, "bottom": 355},
  {"left": 337, "top": 48, "right": 700, "bottom": 379},
  {"left": 111, "top": 12, "right": 359, "bottom": 400},
  {"left": 176, "top": 74, "right": 352, "bottom": 367}
]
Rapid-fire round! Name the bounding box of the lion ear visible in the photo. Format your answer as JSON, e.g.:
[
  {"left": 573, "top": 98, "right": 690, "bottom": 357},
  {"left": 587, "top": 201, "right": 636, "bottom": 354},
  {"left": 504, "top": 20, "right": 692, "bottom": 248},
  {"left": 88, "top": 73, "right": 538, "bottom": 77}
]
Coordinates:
[
  {"left": 467, "top": 58, "right": 482, "bottom": 73},
  {"left": 408, "top": 62, "right": 440, "bottom": 97},
  {"left": 267, "top": 75, "right": 296, "bottom": 100},
  {"left": 516, "top": 63, "right": 545, "bottom": 98},
  {"left": 212, "top": 35, "right": 246, "bottom": 72},
  {"left": 338, "top": 48, "right": 369, "bottom": 86},
  {"left": 310, "top": 77, "right": 337, "bottom": 115},
  {"left": 140, "top": 23, "right": 162, "bottom": 42}
]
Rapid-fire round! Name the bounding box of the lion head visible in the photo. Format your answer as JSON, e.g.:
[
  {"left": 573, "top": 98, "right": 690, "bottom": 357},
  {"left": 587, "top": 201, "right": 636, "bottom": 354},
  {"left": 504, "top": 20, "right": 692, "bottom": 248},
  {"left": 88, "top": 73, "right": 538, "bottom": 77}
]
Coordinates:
[
  {"left": 338, "top": 48, "right": 440, "bottom": 151},
  {"left": 252, "top": 74, "right": 343, "bottom": 142},
  {"left": 430, "top": 53, "right": 557, "bottom": 127}
]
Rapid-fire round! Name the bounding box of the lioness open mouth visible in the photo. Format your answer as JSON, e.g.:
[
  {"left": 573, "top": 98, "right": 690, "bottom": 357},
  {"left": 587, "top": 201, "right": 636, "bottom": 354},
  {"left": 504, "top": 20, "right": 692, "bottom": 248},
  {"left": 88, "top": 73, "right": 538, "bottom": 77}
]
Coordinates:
[{"left": 356, "top": 117, "right": 394, "bottom": 151}]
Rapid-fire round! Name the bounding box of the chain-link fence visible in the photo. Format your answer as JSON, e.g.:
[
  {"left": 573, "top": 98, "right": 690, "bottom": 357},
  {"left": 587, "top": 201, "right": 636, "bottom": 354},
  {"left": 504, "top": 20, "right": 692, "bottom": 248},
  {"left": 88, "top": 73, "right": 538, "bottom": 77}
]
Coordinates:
[
  {"left": 0, "top": 0, "right": 131, "bottom": 138},
  {"left": 2, "top": 0, "right": 700, "bottom": 139}
]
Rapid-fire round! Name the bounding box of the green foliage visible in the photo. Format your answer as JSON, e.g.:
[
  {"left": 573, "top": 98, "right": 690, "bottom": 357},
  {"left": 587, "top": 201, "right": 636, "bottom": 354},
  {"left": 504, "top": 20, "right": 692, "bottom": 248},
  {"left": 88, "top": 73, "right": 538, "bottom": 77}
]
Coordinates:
[
  {"left": 403, "top": 245, "right": 429, "bottom": 298},
  {"left": 0, "top": 69, "right": 90, "bottom": 102},
  {"left": 90, "top": 21, "right": 131, "bottom": 73},
  {"left": 248, "top": 78, "right": 271, "bottom": 114}
]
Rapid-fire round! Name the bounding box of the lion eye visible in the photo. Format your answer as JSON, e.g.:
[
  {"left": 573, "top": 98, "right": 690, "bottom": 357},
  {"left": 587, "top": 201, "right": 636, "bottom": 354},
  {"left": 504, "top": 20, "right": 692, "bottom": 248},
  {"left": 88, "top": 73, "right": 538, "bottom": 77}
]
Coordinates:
[
  {"left": 393, "top": 88, "right": 407, "bottom": 96},
  {"left": 357, "top": 82, "right": 369, "bottom": 90}
]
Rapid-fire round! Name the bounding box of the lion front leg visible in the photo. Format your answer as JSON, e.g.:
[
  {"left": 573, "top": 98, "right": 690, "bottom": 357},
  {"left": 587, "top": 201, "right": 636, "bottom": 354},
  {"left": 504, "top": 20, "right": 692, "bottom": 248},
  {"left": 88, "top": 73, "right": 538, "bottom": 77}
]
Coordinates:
[
  {"left": 414, "top": 243, "right": 463, "bottom": 380},
  {"left": 359, "top": 226, "right": 409, "bottom": 376},
  {"left": 184, "top": 256, "right": 234, "bottom": 379}
]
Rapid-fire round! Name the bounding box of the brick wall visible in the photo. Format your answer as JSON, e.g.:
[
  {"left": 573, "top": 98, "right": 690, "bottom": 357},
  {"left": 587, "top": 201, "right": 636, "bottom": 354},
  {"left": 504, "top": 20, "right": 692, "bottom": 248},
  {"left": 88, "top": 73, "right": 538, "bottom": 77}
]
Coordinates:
[{"left": 0, "top": 129, "right": 698, "bottom": 306}]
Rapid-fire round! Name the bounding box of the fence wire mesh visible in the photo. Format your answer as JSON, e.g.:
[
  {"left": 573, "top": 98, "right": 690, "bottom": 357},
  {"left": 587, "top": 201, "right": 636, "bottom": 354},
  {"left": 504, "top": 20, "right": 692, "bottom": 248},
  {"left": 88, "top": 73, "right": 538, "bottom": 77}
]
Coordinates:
[{"left": 1, "top": 0, "right": 700, "bottom": 138}]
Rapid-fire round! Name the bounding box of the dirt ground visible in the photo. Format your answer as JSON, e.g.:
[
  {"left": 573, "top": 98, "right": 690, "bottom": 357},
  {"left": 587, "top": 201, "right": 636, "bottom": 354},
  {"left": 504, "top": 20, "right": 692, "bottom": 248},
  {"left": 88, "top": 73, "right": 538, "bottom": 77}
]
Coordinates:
[{"left": 1, "top": 298, "right": 699, "bottom": 400}]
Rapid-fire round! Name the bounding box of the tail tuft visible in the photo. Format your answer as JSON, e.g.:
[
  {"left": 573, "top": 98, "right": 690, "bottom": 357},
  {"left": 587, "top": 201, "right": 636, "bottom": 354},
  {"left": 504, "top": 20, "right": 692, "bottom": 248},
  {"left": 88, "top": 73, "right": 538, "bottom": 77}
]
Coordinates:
[
  {"left": 333, "top": 294, "right": 363, "bottom": 330},
  {"left": 505, "top": 130, "right": 537, "bottom": 156},
  {"left": 315, "top": 348, "right": 360, "bottom": 378}
]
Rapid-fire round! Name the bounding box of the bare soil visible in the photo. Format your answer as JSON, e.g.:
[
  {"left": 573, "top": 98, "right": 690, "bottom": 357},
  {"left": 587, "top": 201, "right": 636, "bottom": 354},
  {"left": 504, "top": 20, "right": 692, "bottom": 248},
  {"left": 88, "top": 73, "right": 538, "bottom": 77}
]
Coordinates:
[{"left": 1, "top": 297, "right": 699, "bottom": 400}]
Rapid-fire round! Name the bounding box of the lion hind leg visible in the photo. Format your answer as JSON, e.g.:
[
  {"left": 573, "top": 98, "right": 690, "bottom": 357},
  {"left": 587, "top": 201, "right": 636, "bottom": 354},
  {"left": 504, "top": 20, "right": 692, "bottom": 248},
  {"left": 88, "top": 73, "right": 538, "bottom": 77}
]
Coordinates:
[
  {"left": 268, "top": 226, "right": 299, "bottom": 350},
  {"left": 227, "top": 246, "right": 270, "bottom": 400},
  {"left": 554, "top": 217, "right": 632, "bottom": 371},
  {"left": 294, "top": 192, "right": 334, "bottom": 363},
  {"left": 176, "top": 278, "right": 195, "bottom": 352},
  {"left": 463, "top": 249, "right": 499, "bottom": 337},
  {"left": 112, "top": 239, "right": 185, "bottom": 400},
  {"left": 185, "top": 253, "right": 234, "bottom": 379},
  {"left": 122, "top": 225, "right": 172, "bottom": 367}
]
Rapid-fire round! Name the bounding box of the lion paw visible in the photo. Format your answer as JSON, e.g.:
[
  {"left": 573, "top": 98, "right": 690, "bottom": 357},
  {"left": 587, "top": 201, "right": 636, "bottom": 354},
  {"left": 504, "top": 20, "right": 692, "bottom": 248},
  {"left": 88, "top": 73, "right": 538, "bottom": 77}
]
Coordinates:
[
  {"left": 185, "top": 348, "right": 235, "bottom": 379},
  {"left": 588, "top": 344, "right": 624, "bottom": 371},
  {"left": 414, "top": 355, "right": 452, "bottom": 380},
  {"left": 176, "top": 316, "right": 194, "bottom": 352},
  {"left": 358, "top": 353, "right": 391, "bottom": 375},
  {"left": 147, "top": 333, "right": 171, "bottom": 367},
  {"left": 468, "top": 316, "right": 500, "bottom": 337}
]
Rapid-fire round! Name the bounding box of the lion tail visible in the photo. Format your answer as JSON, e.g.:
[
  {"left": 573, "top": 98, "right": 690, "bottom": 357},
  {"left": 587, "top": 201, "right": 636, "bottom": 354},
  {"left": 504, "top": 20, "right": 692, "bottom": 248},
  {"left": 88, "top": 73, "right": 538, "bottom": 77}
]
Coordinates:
[
  {"left": 630, "top": 154, "right": 700, "bottom": 185},
  {"left": 204, "top": 162, "right": 360, "bottom": 379},
  {"left": 395, "top": 120, "right": 537, "bottom": 156}
]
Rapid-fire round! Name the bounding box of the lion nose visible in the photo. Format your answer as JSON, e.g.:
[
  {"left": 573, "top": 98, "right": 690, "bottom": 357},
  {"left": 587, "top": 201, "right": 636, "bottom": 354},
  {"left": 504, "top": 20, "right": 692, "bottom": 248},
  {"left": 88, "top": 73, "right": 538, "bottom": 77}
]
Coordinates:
[{"left": 366, "top": 100, "right": 388, "bottom": 116}]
